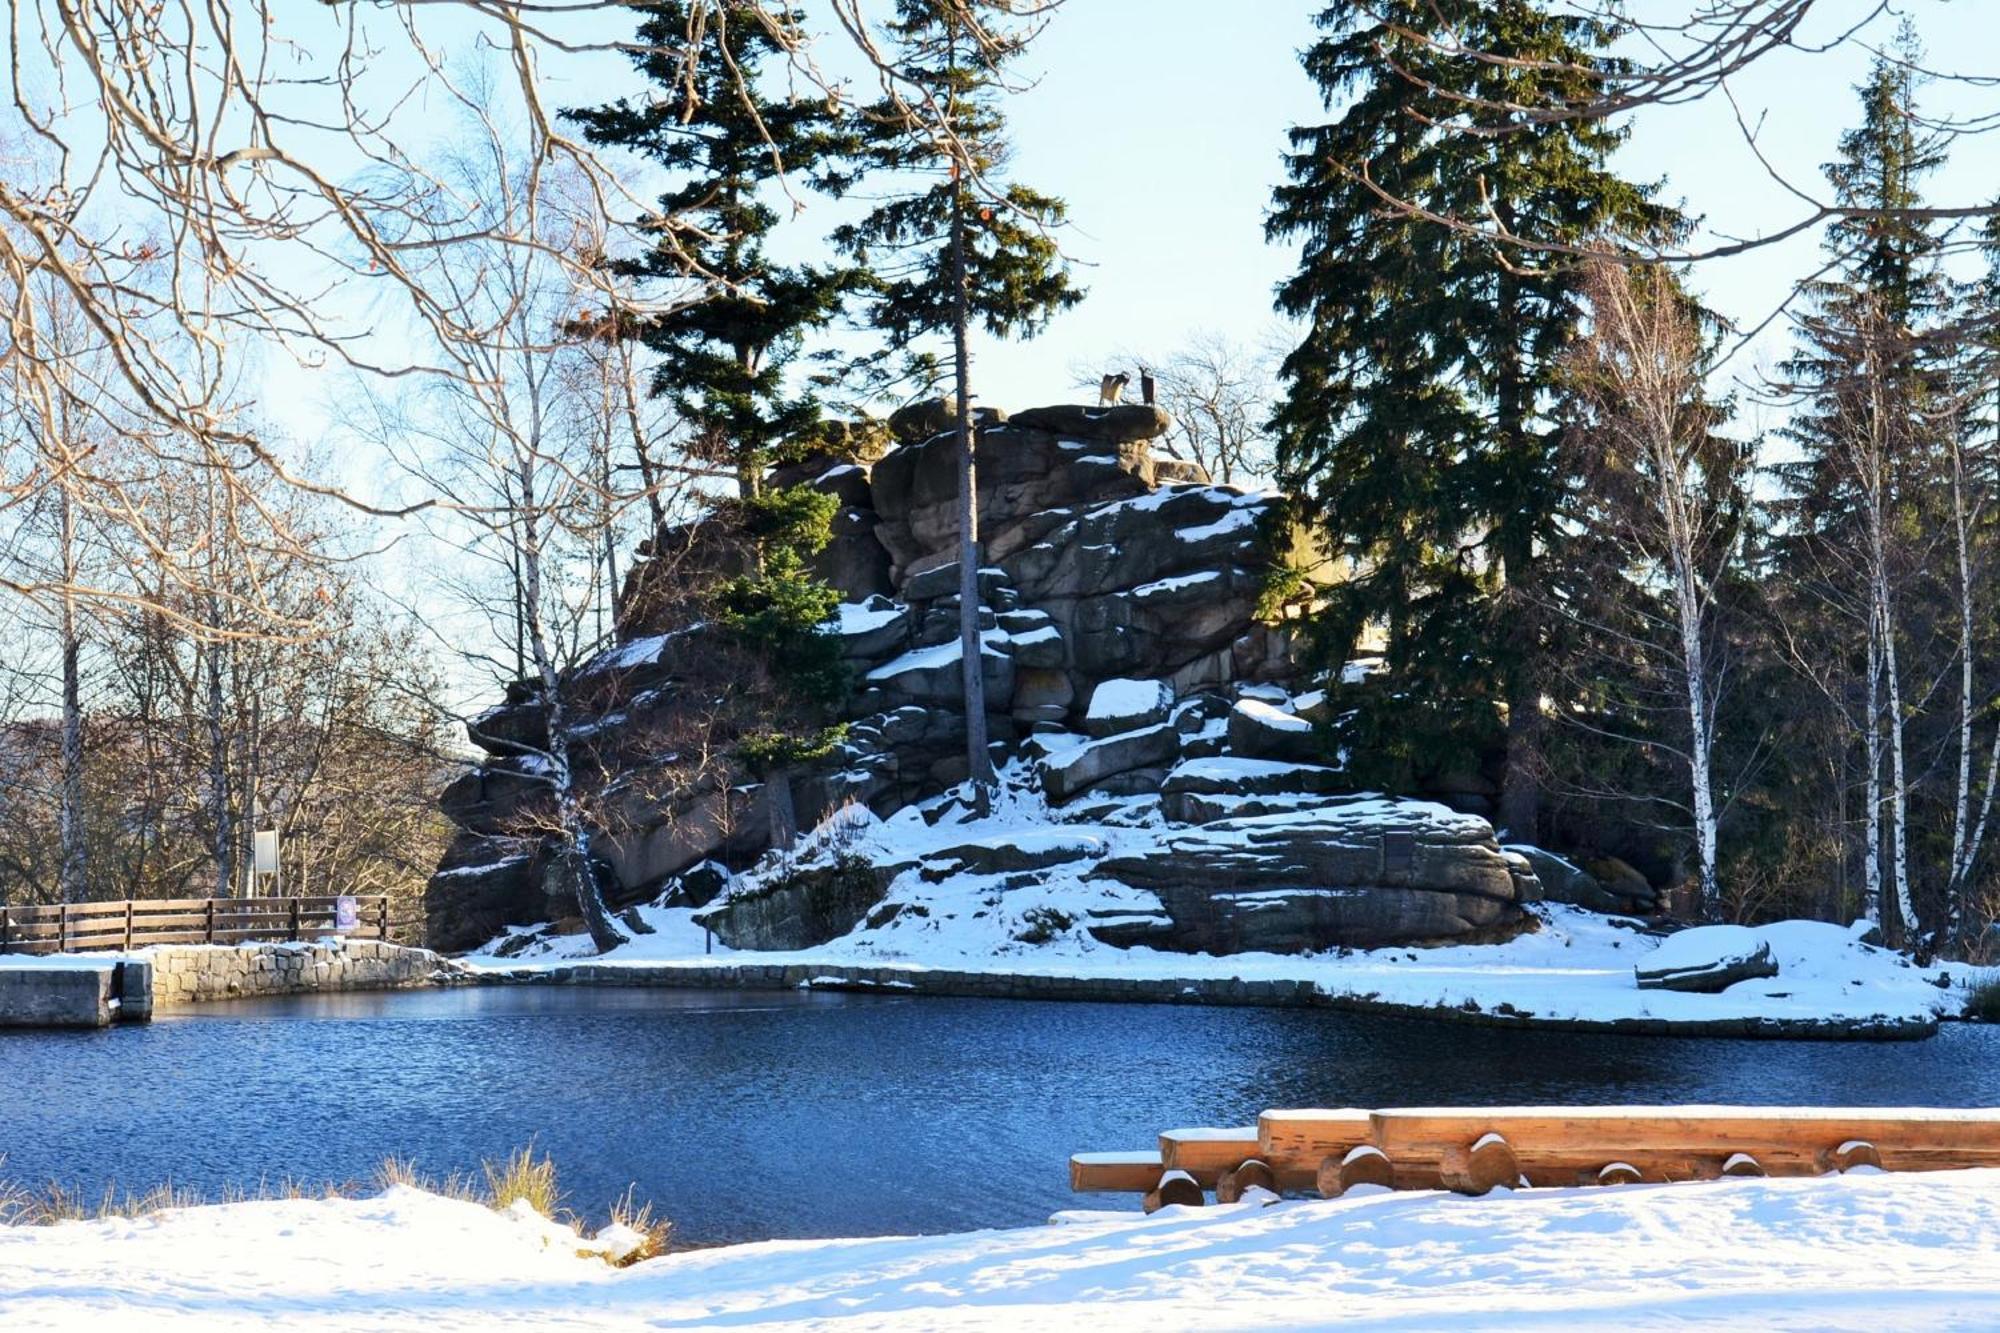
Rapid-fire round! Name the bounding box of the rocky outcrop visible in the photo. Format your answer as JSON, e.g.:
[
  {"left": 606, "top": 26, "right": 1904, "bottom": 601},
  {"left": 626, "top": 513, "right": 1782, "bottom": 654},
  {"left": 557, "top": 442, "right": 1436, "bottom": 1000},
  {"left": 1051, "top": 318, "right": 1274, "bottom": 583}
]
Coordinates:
[
  {"left": 1088, "top": 801, "right": 1540, "bottom": 953},
  {"left": 694, "top": 858, "right": 893, "bottom": 951},
  {"left": 428, "top": 394, "right": 1616, "bottom": 958}
]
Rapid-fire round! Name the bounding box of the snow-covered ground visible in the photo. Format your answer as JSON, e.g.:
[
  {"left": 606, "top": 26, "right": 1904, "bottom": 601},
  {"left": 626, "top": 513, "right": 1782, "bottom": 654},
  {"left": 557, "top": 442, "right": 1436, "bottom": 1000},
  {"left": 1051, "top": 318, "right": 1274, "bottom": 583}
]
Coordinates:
[
  {"left": 6, "top": 1172, "right": 1998, "bottom": 1330},
  {"left": 464, "top": 780, "right": 1986, "bottom": 1035}
]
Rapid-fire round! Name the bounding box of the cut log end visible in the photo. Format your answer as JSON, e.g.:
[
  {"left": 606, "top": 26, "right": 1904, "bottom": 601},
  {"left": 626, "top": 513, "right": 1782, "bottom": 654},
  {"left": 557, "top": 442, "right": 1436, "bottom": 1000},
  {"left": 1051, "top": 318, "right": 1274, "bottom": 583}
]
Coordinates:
[
  {"left": 1829, "top": 1140, "right": 1883, "bottom": 1173},
  {"left": 1143, "top": 1170, "right": 1205, "bottom": 1213},
  {"left": 1721, "top": 1152, "right": 1765, "bottom": 1178},
  {"left": 1442, "top": 1133, "right": 1522, "bottom": 1196},
  {"left": 1320, "top": 1144, "right": 1394, "bottom": 1198},
  {"left": 1215, "top": 1159, "right": 1277, "bottom": 1204},
  {"left": 1596, "top": 1161, "right": 1644, "bottom": 1187}
]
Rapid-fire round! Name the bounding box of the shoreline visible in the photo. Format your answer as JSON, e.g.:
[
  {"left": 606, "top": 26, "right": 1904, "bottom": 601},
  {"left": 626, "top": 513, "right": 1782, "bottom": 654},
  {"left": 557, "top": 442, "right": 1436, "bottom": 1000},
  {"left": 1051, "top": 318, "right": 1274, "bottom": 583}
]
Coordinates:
[{"left": 458, "top": 955, "right": 1945, "bottom": 1041}]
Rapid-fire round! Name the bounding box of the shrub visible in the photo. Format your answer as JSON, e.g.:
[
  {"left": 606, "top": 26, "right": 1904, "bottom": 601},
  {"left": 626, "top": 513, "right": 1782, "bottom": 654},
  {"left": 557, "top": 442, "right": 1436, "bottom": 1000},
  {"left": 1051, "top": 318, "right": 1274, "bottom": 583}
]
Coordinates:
[
  {"left": 1015, "top": 906, "right": 1076, "bottom": 945},
  {"left": 1964, "top": 977, "right": 2000, "bottom": 1022}
]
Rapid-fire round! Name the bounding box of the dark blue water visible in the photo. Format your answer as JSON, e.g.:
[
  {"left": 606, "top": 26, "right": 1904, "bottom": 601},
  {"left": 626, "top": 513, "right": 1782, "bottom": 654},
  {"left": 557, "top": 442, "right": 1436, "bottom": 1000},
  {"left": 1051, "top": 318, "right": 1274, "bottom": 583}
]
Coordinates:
[{"left": 4, "top": 987, "right": 1997, "bottom": 1243}]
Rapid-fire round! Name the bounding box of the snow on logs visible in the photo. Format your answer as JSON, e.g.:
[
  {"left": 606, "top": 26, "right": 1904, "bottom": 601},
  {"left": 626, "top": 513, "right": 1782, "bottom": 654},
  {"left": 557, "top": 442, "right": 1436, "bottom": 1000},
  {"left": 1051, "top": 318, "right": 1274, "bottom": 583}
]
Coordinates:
[{"left": 1069, "top": 1107, "right": 2000, "bottom": 1207}]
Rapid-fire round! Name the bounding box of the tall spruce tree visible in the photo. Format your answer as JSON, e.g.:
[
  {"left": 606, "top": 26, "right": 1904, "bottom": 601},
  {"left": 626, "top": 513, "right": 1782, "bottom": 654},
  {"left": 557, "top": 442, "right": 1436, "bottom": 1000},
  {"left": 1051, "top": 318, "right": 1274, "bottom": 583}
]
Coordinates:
[
  {"left": 834, "top": 0, "right": 1082, "bottom": 808},
  {"left": 569, "top": 1, "right": 862, "bottom": 499},
  {"left": 1269, "top": 0, "right": 1678, "bottom": 840},
  {"left": 1770, "top": 27, "right": 1956, "bottom": 942}
]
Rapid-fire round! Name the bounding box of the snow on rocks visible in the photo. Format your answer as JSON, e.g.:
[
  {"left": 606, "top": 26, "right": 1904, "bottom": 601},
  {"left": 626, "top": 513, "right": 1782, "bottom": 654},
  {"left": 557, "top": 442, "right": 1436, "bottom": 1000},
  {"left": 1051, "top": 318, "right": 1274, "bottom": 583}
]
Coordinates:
[
  {"left": 11, "top": 1172, "right": 2000, "bottom": 1330},
  {"left": 1038, "top": 723, "right": 1181, "bottom": 803},
  {"left": 1635, "top": 924, "right": 1782, "bottom": 993},
  {"left": 1081, "top": 677, "right": 1174, "bottom": 737}
]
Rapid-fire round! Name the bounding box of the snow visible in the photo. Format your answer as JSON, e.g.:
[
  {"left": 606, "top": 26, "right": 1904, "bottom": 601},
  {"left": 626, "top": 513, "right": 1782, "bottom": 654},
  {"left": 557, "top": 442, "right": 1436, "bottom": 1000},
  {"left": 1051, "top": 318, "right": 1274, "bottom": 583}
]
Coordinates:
[
  {"left": 1129, "top": 569, "right": 1223, "bottom": 599},
  {"left": 1083, "top": 677, "right": 1168, "bottom": 723},
  {"left": 586, "top": 631, "right": 678, "bottom": 672},
  {"left": 1173, "top": 504, "right": 1262, "bottom": 544},
  {"left": 454, "top": 754, "right": 1991, "bottom": 1036},
  {"left": 1233, "top": 696, "right": 1312, "bottom": 733},
  {"left": 6, "top": 1173, "right": 1999, "bottom": 1329},
  {"left": 830, "top": 601, "right": 905, "bottom": 636},
  {"left": 864, "top": 633, "right": 1008, "bottom": 682},
  {"left": 1643, "top": 923, "right": 1766, "bottom": 973}
]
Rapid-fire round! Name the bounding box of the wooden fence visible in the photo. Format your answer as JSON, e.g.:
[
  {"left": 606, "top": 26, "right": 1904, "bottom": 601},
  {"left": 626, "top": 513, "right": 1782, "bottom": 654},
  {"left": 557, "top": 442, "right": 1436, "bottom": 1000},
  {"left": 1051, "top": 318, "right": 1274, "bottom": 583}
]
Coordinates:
[
  {"left": 1072, "top": 1106, "right": 2000, "bottom": 1211},
  {"left": 0, "top": 896, "right": 391, "bottom": 955}
]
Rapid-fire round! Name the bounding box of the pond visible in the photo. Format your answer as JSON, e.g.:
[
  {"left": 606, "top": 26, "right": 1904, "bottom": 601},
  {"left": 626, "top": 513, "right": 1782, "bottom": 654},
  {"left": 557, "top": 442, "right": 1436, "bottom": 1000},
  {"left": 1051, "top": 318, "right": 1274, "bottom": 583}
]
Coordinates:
[{"left": 4, "top": 987, "right": 1999, "bottom": 1244}]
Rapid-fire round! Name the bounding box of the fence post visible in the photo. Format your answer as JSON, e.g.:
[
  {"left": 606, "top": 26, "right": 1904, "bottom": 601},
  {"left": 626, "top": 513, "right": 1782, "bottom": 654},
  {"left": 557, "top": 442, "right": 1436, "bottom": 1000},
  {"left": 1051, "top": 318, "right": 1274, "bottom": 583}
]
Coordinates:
[
  {"left": 58, "top": 901, "right": 68, "bottom": 954},
  {"left": 376, "top": 897, "right": 389, "bottom": 941},
  {"left": 205, "top": 899, "right": 216, "bottom": 946},
  {"left": 1, "top": 904, "right": 9, "bottom": 954},
  {"left": 124, "top": 899, "right": 134, "bottom": 953},
  {"left": 289, "top": 897, "right": 301, "bottom": 942}
]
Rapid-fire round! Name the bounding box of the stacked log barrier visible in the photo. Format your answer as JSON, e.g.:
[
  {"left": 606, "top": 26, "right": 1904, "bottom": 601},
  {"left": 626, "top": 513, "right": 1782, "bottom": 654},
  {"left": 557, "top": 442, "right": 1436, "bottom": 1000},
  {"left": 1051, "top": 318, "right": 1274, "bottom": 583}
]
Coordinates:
[{"left": 1070, "top": 1106, "right": 2000, "bottom": 1207}]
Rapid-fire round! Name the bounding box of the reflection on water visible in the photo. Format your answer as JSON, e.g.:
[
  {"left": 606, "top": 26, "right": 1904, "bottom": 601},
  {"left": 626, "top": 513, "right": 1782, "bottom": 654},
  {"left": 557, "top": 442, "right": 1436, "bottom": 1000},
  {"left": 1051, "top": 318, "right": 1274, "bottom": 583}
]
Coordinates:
[{"left": 4, "top": 985, "right": 1996, "bottom": 1243}]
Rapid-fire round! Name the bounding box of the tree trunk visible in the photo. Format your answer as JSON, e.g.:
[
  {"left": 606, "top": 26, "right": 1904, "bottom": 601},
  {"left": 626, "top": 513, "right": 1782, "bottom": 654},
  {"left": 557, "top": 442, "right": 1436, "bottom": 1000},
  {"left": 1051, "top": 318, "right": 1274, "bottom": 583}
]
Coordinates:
[
  {"left": 949, "top": 160, "right": 994, "bottom": 811},
  {"left": 517, "top": 459, "right": 627, "bottom": 955},
  {"left": 766, "top": 767, "right": 798, "bottom": 854},
  {"left": 206, "top": 630, "right": 232, "bottom": 900},
  {"left": 57, "top": 485, "right": 86, "bottom": 906},
  {"left": 1862, "top": 620, "right": 1884, "bottom": 931}
]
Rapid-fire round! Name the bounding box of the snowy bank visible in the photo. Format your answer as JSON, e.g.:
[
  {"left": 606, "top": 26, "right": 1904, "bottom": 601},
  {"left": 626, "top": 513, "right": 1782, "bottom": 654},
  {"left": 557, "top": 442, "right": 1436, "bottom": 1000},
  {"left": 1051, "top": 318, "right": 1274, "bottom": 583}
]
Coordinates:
[
  {"left": 469, "top": 895, "right": 1980, "bottom": 1041},
  {"left": 5, "top": 1173, "right": 1999, "bottom": 1330}
]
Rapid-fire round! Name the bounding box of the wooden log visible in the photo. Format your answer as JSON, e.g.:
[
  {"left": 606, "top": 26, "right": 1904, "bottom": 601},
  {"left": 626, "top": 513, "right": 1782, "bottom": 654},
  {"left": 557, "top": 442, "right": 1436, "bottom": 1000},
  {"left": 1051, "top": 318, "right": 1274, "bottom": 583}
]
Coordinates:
[
  {"left": 1215, "top": 1159, "right": 1277, "bottom": 1203},
  {"left": 1440, "top": 1133, "right": 1522, "bottom": 1196},
  {"left": 1160, "top": 1128, "right": 1260, "bottom": 1183},
  {"left": 1319, "top": 1144, "right": 1396, "bottom": 1198},
  {"left": 1826, "top": 1140, "right": 1883, "bottom": 1173},
  {"left": 1596, "top": 1161, "right": 1645, "bottom": 1187},
  {"left": 1258, "top": 1109, "right": 1375, "bottom": 1166},
  {"left": 1372, "top": 1108, "right": 2000, "bottom": 1161},
  {"left": 1142, "top": 1170, "right": 1204, "bottom": 1213},
  {"left": 1069, "top": 1152, "right": 1163, "bottom": 1194},
  {"left": 1721, "top": 1152, "right": 1765, "bottom": 1178}
]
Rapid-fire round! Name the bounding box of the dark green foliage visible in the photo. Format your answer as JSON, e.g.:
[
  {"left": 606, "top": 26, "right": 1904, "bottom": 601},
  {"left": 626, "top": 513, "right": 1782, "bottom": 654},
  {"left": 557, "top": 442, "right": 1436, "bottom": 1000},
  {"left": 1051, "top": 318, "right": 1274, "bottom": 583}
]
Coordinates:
[
  {"left": 569, "top": 2, "right": 864, "bottom": 494},
  {"left": 1758, "top": 26, "right": 1964, "bottom": 936},
  {"left": 1269, "top": 0, "right": 1680, "bottom": 825},
  {"left": 832, "top": 0, "right": 1083, "bottom": 388},
  {"left": 712, "top": 486, "right": 849, "bottom": 768}
]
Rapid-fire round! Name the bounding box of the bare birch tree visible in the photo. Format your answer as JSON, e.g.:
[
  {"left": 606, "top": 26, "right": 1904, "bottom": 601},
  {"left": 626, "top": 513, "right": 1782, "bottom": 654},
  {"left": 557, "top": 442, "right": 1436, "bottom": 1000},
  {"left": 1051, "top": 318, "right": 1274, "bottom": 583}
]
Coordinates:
[{"left": 1562, "top": 256, "right": 1749, "bottom": 915}]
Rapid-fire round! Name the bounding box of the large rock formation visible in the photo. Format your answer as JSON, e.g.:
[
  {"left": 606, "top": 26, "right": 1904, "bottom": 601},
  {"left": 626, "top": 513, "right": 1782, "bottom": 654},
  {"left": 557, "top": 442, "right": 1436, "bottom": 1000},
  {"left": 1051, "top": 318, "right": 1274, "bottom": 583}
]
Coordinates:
[{"left": 425, "top": 397, "right": 1578, "bottom": 956}]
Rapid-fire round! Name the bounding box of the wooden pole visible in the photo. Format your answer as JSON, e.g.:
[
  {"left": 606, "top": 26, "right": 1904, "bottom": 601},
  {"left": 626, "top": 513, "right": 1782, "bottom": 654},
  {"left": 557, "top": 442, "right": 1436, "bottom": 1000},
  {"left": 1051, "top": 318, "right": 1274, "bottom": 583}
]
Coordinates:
[
  {"left": 205, "top": 899, "right": 216, "bottom": 945},
  {"left": 124, "top": 899, "right": 134, "bottom": 952},
  {"left": 289, "top": 897, "right": 301, "bottom": 942},
  {"left": 58, "top": 901, "right": 68, "bottom": 954}
]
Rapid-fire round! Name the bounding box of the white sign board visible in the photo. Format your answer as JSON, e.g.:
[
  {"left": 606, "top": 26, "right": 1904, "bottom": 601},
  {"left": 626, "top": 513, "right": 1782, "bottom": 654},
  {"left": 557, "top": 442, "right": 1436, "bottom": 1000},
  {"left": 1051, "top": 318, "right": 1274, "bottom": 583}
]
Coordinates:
[
  {"left": 253, "top": 830, "right": 280, "bottom": 876},
  {"left": 335, "top": 895, "right": 359, "bottom": 933}
]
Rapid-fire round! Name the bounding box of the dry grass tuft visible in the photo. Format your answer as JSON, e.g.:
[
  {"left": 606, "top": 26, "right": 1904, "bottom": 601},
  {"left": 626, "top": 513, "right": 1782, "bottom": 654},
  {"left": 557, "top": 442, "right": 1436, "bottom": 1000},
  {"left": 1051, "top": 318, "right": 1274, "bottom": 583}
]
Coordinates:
[
  {"left": 482, "top": 1145, "right": 565, "bottom": 1220},
  {"left": 0, "top": 1145, "right": 670, "bottom": 1262}
]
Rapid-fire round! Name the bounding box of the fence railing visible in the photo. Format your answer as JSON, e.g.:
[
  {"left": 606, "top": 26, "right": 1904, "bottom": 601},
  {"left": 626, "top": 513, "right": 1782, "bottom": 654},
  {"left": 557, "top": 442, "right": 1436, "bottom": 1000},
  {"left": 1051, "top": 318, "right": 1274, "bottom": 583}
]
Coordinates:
[{"left": 0, "top": 896, "right": 391, "bottom": 955}]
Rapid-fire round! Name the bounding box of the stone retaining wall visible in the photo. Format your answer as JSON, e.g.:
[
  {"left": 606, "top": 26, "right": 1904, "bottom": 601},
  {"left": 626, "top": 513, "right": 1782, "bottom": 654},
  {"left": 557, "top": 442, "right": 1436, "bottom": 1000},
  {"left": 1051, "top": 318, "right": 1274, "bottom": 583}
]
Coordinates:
[
  {"left": 149, "top": 939, "right": 451, "bottom": 1006},
  {"left": 501, "top": 959, "right": 1936, "bottom": 1041}
]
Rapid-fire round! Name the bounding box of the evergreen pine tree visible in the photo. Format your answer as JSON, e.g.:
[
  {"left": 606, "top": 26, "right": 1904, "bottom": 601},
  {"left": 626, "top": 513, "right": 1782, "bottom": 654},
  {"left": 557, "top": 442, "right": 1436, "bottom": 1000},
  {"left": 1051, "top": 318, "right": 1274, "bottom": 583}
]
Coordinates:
[
  {"left": 569, "top": 1, "right": 863, "bottom": 499},
  {"left": 1269, "top": 0, "right": 1678, "bottom": 840},
  {"left": 833, "top": 0, "right": 1082, "bottom": 808}
]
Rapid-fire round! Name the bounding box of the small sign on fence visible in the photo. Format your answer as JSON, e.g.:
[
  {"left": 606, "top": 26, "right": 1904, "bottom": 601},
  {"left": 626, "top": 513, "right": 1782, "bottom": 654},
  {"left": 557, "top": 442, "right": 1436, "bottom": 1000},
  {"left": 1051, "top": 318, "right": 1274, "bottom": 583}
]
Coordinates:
[
  {"left": 334, "top": 895, "right": 359, "bottom": 934},
  {"left": 253, "top": 830, "right": 280, "bottom": 876}
]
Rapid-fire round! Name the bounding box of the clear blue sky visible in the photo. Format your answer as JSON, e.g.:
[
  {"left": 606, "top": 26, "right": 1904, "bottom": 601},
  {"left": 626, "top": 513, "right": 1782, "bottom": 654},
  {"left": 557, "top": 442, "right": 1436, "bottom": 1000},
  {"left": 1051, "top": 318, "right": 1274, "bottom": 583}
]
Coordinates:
[
  {"left": 809, "top": 0, "right": 2000, "bottom": 419},
  {"left": 282, "top": 0, "right": 2000, "bottom": 493}
]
